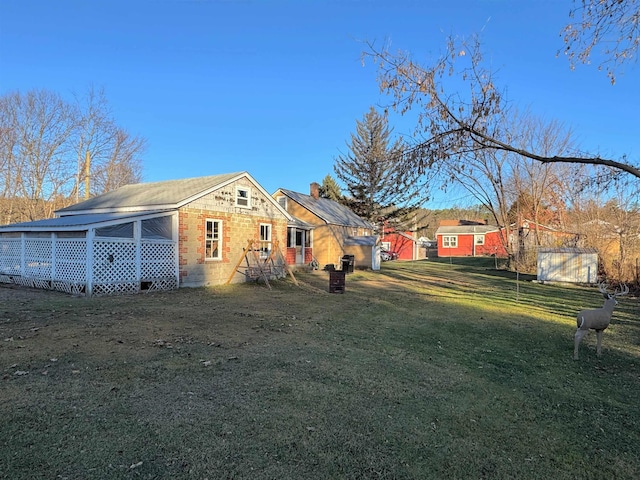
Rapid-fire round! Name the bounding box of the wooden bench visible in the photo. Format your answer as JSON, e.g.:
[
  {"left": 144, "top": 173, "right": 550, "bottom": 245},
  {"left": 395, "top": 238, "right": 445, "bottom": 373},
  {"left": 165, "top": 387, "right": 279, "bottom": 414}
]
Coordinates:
[{"left": 247, "top": 266, "right": 273, "bottom": 279}]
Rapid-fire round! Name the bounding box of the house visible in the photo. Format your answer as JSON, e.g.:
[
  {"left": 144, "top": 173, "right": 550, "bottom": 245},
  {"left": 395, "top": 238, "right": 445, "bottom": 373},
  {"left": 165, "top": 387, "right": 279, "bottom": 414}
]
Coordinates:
[
  {"left": 435, "top": 219, "right": 580, "bottom": 260},
  {"left": 435, "top": 221, "right": 509, "bottom": 258},
  {"left": 273, "top": 183, "right": 378, "bottom": 270},
  {"left": 0, "top": 172, "right": 292, "bottom": 295}
]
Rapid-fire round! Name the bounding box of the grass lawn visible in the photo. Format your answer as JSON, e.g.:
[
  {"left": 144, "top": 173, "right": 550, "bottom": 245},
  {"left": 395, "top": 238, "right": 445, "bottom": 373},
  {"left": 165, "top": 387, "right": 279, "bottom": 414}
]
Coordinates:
[{"left": 1, "top": 259, "right": 639, "bottom": 479}]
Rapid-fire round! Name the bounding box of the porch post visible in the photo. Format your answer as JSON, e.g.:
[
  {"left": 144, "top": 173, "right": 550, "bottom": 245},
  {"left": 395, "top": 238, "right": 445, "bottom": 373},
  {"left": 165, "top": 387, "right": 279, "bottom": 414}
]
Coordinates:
[
  {"left": 51, "top": 233, "right": 56, "bottom": 281},
  {"left": 173, "top": 212, "right": 180, "bottom": 286},
  {"left": 86, "top": 229, "right": 95, "bottom": 296},
  {"left": 134, "top": 220, "right": 142, "bottom": 285},
  {"left": 20, "top": 232, "right": 25, "bottom": 276}
]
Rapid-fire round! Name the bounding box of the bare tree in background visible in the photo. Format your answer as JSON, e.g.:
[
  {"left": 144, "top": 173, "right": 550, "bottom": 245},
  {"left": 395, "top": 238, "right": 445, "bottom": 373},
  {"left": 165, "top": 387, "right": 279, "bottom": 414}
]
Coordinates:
[
  {"left": 0, "top": 90, "right": 79, "bottom": 222},
  {"left": 426, "top": 111, "right": 576, "bottom": 265},
  {"left": 0, "top": 87, "right": 146, "bottom": 223},
  {"left": 562, "top": 0, "right": 640, "bottom": 84},
  {"left": 507, "top": 115, "right": 577, "bottom": 235},
  {"left": 73, "top": 86, "right": 144, "bottom": 198},
  {"left": 571, "top": 187, "right": 640, "bottom": 283},
  {"left": 364, "top": 35, "right": 640, "bottom": 181}
]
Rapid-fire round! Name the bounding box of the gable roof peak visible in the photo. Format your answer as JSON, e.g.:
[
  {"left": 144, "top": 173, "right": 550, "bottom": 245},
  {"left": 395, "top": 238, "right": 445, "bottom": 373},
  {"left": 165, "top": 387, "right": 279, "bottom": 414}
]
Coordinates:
[{"left": 56, "top": 171, "right": 252, "bottom": 215}]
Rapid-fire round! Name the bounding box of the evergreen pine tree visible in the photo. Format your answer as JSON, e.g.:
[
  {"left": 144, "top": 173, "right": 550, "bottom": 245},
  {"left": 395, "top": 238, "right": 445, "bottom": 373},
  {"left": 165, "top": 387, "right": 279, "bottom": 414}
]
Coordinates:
[
  {"left": 334, "top": 107, "right": 424, "bottom": 228},
  {"left": 318, "top": 174, "right": 343, "bottom": 201}
]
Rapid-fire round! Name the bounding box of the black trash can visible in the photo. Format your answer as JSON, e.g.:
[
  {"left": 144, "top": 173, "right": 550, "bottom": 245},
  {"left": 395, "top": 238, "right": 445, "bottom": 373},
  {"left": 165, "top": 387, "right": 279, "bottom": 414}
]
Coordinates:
[
  {"left": 329, "top": 270, "right": 346, "bottom": 293},
  {"left": 341, "top": 255, "right": 355, "bottom": 273}
]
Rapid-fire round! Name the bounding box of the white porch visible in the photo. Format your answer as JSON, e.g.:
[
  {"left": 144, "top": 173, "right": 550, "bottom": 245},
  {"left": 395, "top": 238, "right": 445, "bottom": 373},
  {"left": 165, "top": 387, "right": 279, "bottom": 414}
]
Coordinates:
[{"left": 0, "top": 211, "right": 178, "bottom": 296}]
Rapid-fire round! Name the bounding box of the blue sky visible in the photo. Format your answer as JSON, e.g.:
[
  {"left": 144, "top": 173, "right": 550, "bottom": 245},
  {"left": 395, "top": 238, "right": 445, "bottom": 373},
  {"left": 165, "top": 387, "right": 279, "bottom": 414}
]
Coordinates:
[{"left": 1, "top": 0, "right": 638, "bottom": 208}]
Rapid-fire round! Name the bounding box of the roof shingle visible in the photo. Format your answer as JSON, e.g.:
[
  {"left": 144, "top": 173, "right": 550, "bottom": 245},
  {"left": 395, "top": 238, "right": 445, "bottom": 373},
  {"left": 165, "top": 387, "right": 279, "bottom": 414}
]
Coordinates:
[{"left": 57, "top": 172, "right": 245, "bottom": 214}]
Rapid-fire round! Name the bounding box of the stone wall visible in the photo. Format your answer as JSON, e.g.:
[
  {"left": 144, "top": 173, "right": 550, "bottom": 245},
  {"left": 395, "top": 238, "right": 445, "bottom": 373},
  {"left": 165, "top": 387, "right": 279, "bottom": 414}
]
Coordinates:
[{"left": 178, "top": 178, "right": 288, "bottom": 287}]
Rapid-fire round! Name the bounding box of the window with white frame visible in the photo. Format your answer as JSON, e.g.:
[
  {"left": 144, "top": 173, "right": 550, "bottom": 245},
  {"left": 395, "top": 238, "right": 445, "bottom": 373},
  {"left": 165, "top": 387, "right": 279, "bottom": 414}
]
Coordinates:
[
  {"left": 277, "top": 196, "right": 287, "bottom": 210},
  {"left": 259, "top": 223, "right": 272, "bottom": 258},
  {"left": 442, "top": 235, "right": 458, "bottom": 248},
  {"left": 205, "top": 219, "right": 222, "bottom": 260},
  {"left": 475, "top": 235, "right": 485, "bottom": 245},
  {"left": 236, "top": 187, "right": 251, "bottom": 208}
]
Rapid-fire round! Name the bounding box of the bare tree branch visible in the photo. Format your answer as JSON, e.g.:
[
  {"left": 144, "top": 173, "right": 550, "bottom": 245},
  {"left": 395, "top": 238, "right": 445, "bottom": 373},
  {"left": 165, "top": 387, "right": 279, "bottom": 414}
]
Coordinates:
[
  {"left": 561, "top": 0, "right": 640, "bottom": 84},
  {"left": 0, "top": 87, "right": 147, "bottom": 223},
  {"left": 364, "top": 36, "right": 640, "bottom": 184}
]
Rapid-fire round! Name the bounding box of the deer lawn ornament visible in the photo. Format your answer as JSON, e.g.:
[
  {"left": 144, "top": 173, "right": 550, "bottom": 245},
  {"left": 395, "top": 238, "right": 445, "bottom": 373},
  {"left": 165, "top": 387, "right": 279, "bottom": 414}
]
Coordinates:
[{"left": 574, "top": 282, "right": 629, "bottom": 359}]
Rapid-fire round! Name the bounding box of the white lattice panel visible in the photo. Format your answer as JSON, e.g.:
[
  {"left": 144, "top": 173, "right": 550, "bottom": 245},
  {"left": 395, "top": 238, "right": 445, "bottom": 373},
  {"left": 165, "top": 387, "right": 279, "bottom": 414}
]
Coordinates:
[
  {"left": 93, "top": 241, "right": 137, "bottom": 283},
  {"left": 0, "top": 236, "right": 177, "bottom": 297},
  {"left": 142, "top": 277, "right": 178, "bottom": 292},
  {"left": 55, "top": 240, "right": 87, "bottom": 283},
  {"left": 52, "top": 280, "right": 85, "bottom": 295},
  {"left": 24, "top": 239, "right": 52, "bottom": 278},
  {"left": 31, "top": 278, "right": 52, "bottom": 289},
  {"left": 140, "top": 242, "right": 176, "bottom": 279},
  {"left": 93, "top": 281, "right": 139, "bottom": 296},
  {"left": 0, "top": 239, "right": 21, "bottom": 274}
]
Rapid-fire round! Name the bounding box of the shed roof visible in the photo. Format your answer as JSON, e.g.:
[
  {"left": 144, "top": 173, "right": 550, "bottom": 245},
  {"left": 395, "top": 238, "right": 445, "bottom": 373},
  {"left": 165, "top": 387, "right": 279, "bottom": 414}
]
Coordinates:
[
  {"left": 344, "top": 235, "right": 379, "bottom": 246},
  {"left": 288, "top": 217, "right": 316, "bottom": 229},
  {"left": 397, "top": 231, "right": 417, "bottom": 242},
  {"left": 538, "top": 247, "right": 598, "bottom": 254},
  {"left": 277, "top": 188, "right": 373, "bottom": 229},
  {"left": 0, "top": 211, "right": 171, "bottom": 233}
]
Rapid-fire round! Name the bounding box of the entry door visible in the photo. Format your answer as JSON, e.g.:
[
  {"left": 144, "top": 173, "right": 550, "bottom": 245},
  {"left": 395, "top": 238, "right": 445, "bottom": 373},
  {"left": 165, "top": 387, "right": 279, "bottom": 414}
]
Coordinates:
[
  {"left": 295, "top": 230, "right": 304, "bottom": 264},
  {"left": 372, "top": 244, "right": 381, "bottom": 271}
]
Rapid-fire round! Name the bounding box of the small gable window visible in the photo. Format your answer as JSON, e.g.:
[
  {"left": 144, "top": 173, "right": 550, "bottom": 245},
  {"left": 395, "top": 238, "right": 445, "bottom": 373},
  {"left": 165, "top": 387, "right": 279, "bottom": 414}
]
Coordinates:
[{"left": 236, "top": 187, "right": 250, "bottom": 208}]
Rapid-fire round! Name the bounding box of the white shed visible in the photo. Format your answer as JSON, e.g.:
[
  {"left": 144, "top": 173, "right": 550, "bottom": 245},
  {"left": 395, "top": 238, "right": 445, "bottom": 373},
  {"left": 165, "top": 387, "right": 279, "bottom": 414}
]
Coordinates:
[{"left": 537, "top": 247, "right": 598, "bottom": 284}]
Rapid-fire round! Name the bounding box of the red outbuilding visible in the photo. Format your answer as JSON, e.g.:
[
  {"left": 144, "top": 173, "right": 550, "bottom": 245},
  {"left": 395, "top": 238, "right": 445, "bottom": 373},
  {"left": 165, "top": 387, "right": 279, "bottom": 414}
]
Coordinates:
[{"left": 435, "top": 221, "right": 509, "bottom": 258}]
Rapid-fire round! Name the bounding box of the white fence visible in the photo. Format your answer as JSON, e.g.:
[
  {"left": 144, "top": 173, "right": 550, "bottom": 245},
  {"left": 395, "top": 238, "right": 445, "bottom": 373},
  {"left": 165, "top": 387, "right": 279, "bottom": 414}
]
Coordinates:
[{"left": 0, "top": 235, "right": 177, "bottom": 296}]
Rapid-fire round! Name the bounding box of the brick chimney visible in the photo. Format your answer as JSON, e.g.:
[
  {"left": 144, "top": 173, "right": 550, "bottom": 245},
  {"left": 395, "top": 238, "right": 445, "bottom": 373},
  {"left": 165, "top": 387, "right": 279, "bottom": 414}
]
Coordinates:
[{"left": 310, "top": 182, "right": 320, "bottom": 199}]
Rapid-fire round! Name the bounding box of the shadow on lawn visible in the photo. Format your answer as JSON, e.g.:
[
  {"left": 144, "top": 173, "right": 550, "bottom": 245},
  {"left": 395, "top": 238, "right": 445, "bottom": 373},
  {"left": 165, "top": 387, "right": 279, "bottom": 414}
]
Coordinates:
[
  {"left": 377, "top": 260, "right": 639, "bottom": 323},
  {"left": 351, "top": 262, "right": 640, "bottom": 373}
]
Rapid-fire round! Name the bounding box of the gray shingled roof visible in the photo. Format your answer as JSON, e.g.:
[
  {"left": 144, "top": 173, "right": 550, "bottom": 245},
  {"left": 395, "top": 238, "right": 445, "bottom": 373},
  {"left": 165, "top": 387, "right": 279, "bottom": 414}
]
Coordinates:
[
  {"left": 435, "top": 225, "right": 500, "bottom": 235},
  {"left": 344, "top": 235, "right": 378, "bottom": 246},
  {"left": 57, "top": 172, "right": 245, "bottom": 214},
  {"left": 279, "top": 189, "right": 373, "bottom": 229}
]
